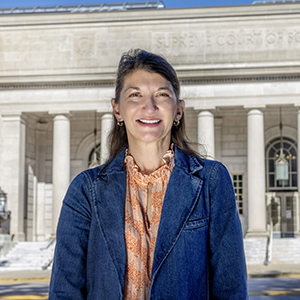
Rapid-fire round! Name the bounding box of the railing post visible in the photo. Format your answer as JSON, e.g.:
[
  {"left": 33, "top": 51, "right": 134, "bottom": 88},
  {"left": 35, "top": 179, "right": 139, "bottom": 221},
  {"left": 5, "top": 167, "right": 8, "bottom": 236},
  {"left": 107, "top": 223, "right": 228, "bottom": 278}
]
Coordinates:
[{"left": 264, "top": 218, "right": 273, "bottom": 266}]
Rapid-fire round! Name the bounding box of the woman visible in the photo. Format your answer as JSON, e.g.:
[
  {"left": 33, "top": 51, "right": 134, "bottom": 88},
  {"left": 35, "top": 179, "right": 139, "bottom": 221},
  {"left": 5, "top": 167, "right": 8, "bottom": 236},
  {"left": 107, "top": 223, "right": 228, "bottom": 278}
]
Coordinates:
[{"left": 49, "top": 49, "right": 248, "bottom": 299}]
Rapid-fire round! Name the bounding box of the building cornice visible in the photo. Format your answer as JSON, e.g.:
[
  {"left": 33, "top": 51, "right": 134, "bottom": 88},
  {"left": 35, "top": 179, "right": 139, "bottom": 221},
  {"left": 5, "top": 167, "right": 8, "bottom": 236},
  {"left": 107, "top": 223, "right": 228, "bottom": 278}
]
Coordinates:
[
  {"left": 180, "top": 75, "right": 300, "bottom": 85},
  {"left": 1, "top": 3, "right": 300, "bottom": 27},
  {"left": 0, "top": 2, "right": 165, "bottom": 15},
  {"left": 0, "top": 75, "right": 300, "bottom": 90},
  {"left": 0, "top": 82, "right": 115, "bottom": 90}
]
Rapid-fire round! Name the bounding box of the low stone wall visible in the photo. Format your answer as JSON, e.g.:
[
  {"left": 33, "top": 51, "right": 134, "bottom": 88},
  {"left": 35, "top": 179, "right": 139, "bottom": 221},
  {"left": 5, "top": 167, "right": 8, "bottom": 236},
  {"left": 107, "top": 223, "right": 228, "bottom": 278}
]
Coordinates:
[{"left": 0, "top": 234, "right": 15, "bottom": 257}]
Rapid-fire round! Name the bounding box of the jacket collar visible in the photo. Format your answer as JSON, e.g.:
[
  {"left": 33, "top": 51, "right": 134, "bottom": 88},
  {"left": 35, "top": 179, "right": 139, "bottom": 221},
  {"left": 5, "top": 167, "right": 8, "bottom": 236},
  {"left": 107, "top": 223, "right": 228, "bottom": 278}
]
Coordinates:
[
  {"left": 98, "top": 147, "right": 127, "bottom": 176},
  {"left": 98, "top": 145, "right": 203, "bottom": 176},
  {"left": 173, "top": 146, "right": 203, "bottom": 175}
]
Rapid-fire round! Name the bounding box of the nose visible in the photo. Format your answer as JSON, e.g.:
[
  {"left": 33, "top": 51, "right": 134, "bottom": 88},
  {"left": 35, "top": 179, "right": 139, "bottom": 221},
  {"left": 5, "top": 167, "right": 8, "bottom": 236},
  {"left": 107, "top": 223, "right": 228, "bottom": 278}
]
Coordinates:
[{"left": 142, "top": 95, "right": 158, "bottom": 114}]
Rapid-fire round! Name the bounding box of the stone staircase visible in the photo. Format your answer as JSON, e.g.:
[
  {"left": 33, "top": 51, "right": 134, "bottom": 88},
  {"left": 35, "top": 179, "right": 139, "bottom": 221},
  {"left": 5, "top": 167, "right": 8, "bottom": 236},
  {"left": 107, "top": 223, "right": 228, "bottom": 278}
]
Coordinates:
[
  {"left": 1, "top": 238, "right": 299, "bottom": 270},
  {"left": 271, "top": 238, "right": 300, "bottom": 264},
  {"left": 0, "top": 241, "right": 55, "bottom": 271},
  {"left": 244, "top": 237, "right": 300, "bottom": 265},
  {"left": 244, "top": 238, "right": 268, "bottom": 265}
]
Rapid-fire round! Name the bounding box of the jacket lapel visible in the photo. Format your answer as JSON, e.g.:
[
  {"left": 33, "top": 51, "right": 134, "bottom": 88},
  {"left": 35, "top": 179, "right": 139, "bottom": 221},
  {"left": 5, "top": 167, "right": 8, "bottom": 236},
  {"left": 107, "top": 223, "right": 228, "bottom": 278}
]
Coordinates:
[
  {"left": 151, "top": 148, "right": 203, "bottom": 278},
  {"left": 94, "top": 149, "right": 127, "bottom": 291},
  {"left": 93, "top": 147, "right": 204, "bottom": 289}
]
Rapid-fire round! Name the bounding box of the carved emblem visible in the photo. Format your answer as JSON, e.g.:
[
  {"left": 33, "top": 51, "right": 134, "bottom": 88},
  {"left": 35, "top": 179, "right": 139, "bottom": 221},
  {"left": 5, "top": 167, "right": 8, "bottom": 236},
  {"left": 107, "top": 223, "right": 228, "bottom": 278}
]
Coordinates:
[{"left": 74, "top": 35, "right": 95, "bottom": 57}]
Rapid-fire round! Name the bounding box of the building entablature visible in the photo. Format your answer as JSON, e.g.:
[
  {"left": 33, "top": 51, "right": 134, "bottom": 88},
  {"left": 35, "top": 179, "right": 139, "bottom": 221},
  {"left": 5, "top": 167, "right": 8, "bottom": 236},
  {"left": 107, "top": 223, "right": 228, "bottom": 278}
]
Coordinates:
[
  {"left": 1, "top": 3, "right": 300, "bottom": 85},
  {"left": 1, "top": 78, "right": 300, "bottom": 113}
]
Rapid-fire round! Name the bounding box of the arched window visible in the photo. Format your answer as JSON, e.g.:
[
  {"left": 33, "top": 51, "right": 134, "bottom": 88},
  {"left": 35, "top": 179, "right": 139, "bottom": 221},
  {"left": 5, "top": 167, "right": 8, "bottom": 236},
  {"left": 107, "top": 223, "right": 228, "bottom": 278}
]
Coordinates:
[
  {"left": 265, "top": 137, "right": 297, "bottom": 191},
  {"left": 88, "top": 143, "right": 101, "bottom": 168}
]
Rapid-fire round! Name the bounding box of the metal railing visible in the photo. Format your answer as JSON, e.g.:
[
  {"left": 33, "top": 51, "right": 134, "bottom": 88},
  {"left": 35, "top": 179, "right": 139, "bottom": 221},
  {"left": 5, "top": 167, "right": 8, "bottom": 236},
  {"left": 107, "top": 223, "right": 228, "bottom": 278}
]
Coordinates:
[
  {"left": 264, "top": 218, "right": 273, "bottom": 266},
  {"left": 40, "top": 239, "right": 56, "bottom": 270},
  {"left": 40, "top": 238, "right": 56, "bottom": 251},
  {"left": 0, "top": 2, "right": 165, "bottom": 15}
]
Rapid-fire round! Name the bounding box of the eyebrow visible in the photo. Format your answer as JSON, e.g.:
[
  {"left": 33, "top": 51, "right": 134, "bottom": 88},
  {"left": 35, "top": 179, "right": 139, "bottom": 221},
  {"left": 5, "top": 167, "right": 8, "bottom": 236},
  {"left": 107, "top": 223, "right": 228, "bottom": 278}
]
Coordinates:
[
  {"left": 124, "top": 86, "right": 140, "bottom": 93},
  {"left": 124, "top": 86, "right": 173, "bottom": 93},
  {"left": 157, "top": 87, "right": 173, "bottom": 93}
]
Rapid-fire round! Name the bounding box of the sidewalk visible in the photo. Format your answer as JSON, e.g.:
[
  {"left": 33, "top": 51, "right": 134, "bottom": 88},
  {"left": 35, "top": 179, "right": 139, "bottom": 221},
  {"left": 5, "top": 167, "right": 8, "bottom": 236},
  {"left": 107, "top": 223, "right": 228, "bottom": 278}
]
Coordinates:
[
  {"left": 0, "top": 270, "right": 51, "bottom": 282},
  {"left": 248, "top": 263, "right": 300, "bottom": 278},
  {"left": 0, "top": 264, "right": 299, "bottom": 282}
]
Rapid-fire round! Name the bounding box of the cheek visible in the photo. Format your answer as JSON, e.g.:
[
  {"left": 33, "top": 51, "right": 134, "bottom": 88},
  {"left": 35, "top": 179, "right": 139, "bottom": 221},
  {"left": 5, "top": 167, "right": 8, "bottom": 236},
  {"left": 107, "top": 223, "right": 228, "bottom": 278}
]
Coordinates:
[
  {"left": 120, "top": 103, "right": 139, "bottom": 119},
  {"left": 164, "top": 103, "right": 178, "bottom": 119}
]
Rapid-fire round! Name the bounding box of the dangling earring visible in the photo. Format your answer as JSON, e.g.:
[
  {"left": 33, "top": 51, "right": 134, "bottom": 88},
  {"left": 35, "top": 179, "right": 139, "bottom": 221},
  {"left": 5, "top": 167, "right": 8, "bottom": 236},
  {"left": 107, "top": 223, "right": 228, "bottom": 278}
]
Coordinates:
[
  {"left": 173, "top": 119, "right": 180, "bottom": 127},
  {"left": 117, "top": 119, "right": 124, "bottom": 127}
]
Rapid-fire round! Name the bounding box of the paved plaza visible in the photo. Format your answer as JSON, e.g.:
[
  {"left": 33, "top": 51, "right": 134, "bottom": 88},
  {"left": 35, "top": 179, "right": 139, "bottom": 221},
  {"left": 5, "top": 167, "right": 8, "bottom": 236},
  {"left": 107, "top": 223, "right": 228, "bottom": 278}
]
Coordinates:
[{"left": 0, "top": 266, "right": 299, "bottom": 299}]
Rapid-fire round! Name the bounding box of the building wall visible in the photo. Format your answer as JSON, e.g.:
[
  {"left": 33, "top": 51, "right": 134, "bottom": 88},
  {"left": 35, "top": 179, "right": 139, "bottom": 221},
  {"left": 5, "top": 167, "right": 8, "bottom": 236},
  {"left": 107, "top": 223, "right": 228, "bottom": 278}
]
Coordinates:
[{"left": 1, "top": 3, "right": 300, "bottom": 240}]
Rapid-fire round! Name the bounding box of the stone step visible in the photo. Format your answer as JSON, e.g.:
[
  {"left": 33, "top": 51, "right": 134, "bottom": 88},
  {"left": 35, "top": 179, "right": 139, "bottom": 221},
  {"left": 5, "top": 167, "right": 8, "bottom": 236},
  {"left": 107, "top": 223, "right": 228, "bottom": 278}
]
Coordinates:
[
  {"left": 244, "top": 237, "right": 300, "bottom": 265},
  {"left": 0, "top": 241, "right": 55, "bottom": 271},
  {"left": 244, "top": 238, "right": 268, "bottom": 265},
  {"left": 271, "top": 239, "right": 300, "bottom": 264}
]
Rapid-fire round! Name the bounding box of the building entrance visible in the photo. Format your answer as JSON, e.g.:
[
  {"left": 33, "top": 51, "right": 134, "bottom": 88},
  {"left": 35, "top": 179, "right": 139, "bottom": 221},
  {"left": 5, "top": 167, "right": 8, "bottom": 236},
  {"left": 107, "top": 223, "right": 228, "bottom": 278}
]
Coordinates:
[
  {"left": 265, "top": 137, "right": 299, "bottom": 238},
  {"left": 274, "top": 193, "right": 297, "bottom": 238}
]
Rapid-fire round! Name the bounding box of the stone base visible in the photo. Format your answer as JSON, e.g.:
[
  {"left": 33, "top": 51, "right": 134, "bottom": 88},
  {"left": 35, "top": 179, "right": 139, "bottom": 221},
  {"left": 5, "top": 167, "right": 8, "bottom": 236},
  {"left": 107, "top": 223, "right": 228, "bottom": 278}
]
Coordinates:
[
  {"left": 12, "top": 232, "right": 25, "bottom": 242},
  {"left": 0, "top": 234, "right": 13, "bottom": 257},
  {"left": 50, "top": 233, "right": 56, "bottom": 240},
  {"left": 0, "top": 234, "right": 11, "bottom": 243}
]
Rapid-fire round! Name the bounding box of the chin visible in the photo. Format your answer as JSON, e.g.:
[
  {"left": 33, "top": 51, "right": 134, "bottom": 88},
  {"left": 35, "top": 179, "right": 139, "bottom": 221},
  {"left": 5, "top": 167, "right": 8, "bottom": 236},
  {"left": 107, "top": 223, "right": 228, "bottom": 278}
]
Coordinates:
[{"left": 140, "top": 134, "right": 170, "bottom": 144}]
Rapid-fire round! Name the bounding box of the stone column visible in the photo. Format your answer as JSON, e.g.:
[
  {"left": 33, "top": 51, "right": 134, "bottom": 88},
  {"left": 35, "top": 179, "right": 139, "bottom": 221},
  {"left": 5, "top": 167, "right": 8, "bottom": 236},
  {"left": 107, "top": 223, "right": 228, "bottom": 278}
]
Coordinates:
[
  {"left": 198, "top": 111, "right": 215, "bottom": 159},
  {"left": 52, "top": 114, "right": 70, "bottom": 237},
  {"left": 35, "top": 122, "right": 48, "bottom": 241},
  {"left": 215, "top": 118, "right": 223, "bottom": 161},
  {"left": 0, "top": 113, "right": 26, "bottom": 241},
  {"left": 101, "top": 113, "right": 113, "bottom": 164},
  {"left": 246, "top": 109, "right": 267, "bottom": 237},
  {"left": 35, "top": 122, "right": 48, "bottom": 183},
  {"left": 297, "top": 110, "right": 300, "bottom": 235},
  {"left": 36, "top": 182, "right": 46, "bottom": 241}
]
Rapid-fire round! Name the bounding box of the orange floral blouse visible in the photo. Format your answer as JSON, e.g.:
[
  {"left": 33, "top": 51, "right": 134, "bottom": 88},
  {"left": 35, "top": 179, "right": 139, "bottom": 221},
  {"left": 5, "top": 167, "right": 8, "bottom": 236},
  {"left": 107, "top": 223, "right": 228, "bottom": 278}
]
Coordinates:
[{"left": 123, "top": 149, "right": 174, "bottom": 300}]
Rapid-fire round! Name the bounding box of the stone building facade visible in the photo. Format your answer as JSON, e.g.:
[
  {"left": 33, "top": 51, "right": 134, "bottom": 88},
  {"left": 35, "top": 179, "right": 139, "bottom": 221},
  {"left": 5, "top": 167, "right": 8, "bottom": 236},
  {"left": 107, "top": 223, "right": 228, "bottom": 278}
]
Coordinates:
[{"left": 0, "top": 2, "right": 300, "bottom": 241}]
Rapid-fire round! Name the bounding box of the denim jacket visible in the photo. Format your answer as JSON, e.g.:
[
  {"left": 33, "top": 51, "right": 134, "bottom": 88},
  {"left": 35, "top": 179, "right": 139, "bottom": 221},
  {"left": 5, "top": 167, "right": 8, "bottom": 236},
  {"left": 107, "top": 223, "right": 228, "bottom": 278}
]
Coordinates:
[{"left": 49, "top": 146, "right": 248, "bottom": 300}]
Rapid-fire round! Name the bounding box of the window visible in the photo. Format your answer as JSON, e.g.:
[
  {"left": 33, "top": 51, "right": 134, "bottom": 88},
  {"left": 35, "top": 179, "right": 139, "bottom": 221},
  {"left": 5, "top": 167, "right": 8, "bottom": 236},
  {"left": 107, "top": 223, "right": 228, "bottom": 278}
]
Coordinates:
[
  {"left": 265, "top": 137, "right": 297, "bottom": 191},
  {"left": 88, "top": 143, "right": 101, "bottom": 168},
  {"left": 232, "top": 174, "right": 244, "bottom": 215}
]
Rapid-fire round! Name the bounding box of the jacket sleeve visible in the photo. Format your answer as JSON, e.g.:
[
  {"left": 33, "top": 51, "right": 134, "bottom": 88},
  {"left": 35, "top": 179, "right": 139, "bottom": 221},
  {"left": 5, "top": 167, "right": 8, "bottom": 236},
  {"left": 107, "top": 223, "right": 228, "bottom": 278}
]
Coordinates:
[
  {"left": 208, "top": 162, "right": 249, "bottom": 299},
  {"left": 49, "top": 171, "right": 92, "bottom": 300}
]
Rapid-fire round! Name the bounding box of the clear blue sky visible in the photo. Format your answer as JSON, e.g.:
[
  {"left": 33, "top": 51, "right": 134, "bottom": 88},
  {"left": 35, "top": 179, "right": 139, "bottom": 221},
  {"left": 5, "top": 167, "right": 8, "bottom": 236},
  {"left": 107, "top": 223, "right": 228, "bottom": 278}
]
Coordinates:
[{"left": 0, "top": 0, "right": 262, "bottom": 9}]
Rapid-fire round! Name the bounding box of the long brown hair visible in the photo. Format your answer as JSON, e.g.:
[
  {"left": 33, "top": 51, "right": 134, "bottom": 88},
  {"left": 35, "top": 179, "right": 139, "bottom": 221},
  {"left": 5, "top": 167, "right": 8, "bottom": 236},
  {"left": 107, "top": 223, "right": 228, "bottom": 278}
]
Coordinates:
[{"left": 107, "top": 49, "right": 200, "bottom": 164}]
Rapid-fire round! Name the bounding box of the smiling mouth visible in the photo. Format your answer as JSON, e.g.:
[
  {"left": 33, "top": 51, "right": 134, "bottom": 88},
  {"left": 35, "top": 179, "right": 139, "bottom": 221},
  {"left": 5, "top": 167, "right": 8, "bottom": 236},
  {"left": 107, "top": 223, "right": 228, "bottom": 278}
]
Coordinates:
[{"left": 138, "top": 119, "right": 161, "bottom": 124}]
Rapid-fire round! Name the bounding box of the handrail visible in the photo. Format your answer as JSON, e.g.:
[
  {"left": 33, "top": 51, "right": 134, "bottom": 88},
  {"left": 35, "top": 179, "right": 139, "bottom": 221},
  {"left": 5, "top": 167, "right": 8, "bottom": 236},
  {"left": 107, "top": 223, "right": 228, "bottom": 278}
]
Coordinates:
[
  {"left": 42, "top": 256, "right": 54, "bottom": 270},
  {"left": 264, "top": 218, "right": 273, "bottom": 266},
  {"left": 40, "top": 239, "right": 56, "bottom": 270},
  {"left": 40, "top": 239, "right": 56, "bottom": 251}
]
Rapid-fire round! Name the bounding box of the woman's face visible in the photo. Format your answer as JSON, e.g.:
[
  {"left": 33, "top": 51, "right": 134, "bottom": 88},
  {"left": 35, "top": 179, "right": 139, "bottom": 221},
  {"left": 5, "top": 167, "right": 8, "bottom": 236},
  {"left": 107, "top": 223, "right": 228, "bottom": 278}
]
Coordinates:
[{"left": 112, "top": 69, "right": 184, "bottom": 149}]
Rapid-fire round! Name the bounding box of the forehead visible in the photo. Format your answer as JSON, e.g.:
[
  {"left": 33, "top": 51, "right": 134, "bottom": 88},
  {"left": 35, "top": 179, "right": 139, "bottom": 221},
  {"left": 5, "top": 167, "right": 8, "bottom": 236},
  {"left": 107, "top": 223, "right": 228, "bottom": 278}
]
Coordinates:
[{"left": 122, "top": 69, "right": 173, "bottom": 90}]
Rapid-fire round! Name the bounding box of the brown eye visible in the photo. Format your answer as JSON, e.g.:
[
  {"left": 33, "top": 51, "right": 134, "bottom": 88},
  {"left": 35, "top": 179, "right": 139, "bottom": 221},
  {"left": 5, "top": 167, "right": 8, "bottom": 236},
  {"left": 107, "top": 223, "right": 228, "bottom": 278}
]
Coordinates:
[
  {"left": 129, "top": 93, "right": 140, "bottom": 97},
  {"left": 158, "top": 93, "right": 169, "bottom": 97}
]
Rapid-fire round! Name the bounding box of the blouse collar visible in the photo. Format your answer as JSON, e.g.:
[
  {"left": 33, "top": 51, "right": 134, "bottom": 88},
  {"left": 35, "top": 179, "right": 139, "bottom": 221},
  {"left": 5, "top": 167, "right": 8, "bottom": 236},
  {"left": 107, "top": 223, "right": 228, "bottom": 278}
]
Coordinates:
[{"left": 124, "top": 146, "right": 174, "bottom": 185}]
